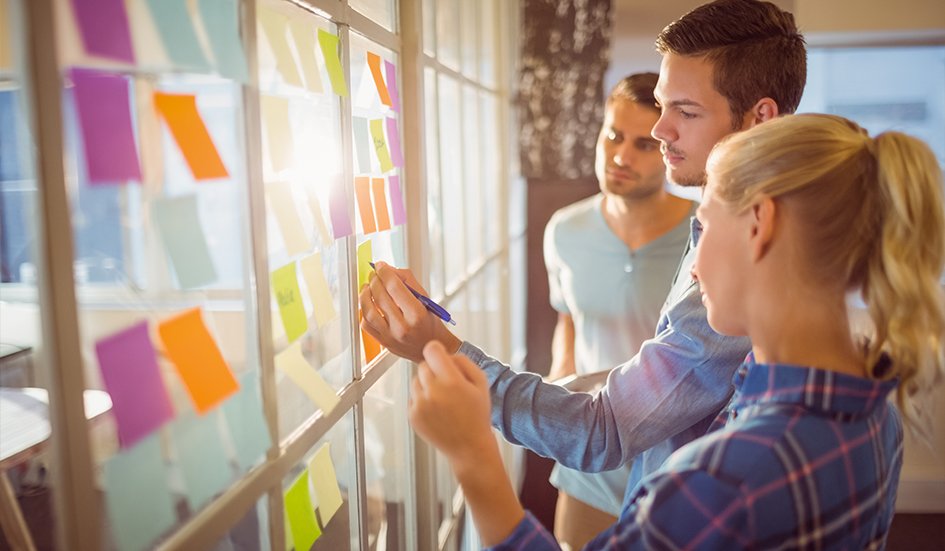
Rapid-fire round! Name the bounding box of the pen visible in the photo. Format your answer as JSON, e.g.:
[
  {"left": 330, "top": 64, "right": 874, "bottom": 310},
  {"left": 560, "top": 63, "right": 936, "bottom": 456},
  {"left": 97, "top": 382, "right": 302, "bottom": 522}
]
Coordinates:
[{"left": 369, "top": 263, "right": 456, "bottom": 325}]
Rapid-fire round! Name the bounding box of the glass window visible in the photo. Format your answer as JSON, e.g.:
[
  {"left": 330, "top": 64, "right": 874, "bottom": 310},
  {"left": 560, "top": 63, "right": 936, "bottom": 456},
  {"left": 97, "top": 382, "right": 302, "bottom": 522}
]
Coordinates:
[
  {"left": 351, "top": 0, "right": 396, "bottom": 32},
  {"left": 437, "top": 74, "right": 465, "bottom": 292}
]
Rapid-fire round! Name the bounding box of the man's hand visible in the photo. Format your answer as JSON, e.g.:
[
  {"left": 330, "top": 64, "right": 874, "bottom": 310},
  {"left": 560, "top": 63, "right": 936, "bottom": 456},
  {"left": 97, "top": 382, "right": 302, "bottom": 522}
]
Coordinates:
[{"left": 358, "top": 262, "right": 461, "bottom": 362}]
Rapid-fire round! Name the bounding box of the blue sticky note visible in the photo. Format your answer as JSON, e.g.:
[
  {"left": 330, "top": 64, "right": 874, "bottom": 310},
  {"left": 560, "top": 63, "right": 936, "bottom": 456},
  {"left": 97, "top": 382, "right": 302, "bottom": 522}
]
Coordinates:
[
  {"left": 145, "top": 0, "right": 212, "bottom": 72},
  {"left": 221, "top": 373, "right": 272, "bottom": 473},
  {"left": 103, "top": 434, "right": 177, "bottom": 551},
  {"left": 171, "top": 410, "right": 234, "bottom": 511},
  {"left": 197, "top": 0, "right": 249, "bottom": 82}
]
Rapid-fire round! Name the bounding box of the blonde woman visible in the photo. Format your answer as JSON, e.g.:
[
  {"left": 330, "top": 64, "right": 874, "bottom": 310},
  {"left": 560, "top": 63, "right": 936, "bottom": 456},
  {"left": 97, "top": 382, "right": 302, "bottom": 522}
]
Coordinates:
[{"left": 408, "top": 114, "right": 945, "bottom": 550}]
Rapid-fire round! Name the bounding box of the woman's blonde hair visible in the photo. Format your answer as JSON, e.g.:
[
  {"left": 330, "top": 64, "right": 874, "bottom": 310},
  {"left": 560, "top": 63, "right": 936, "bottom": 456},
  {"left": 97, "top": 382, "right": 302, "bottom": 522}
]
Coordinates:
[{"left": 709, "top": 113, "right": 945, "bottom": 426}]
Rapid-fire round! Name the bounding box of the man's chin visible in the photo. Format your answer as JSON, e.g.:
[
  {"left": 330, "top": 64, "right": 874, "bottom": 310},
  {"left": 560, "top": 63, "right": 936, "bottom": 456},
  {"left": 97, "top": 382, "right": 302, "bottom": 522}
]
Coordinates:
[{"left": 667, "top": 168, "right": 706, "bottom": 188}]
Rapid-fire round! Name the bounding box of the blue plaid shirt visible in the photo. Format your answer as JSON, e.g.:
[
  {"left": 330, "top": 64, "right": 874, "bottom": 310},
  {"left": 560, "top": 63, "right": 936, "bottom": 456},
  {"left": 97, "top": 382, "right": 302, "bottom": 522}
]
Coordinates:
[{"left": 489, "top": 357, "right": 903, "bottom": 550}]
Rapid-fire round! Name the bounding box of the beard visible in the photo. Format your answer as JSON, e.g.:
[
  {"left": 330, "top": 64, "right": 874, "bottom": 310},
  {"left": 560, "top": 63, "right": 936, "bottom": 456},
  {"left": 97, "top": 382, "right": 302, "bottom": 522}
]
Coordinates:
[{"left": 667, "top": 166, "right": 706, "bottom": 188}]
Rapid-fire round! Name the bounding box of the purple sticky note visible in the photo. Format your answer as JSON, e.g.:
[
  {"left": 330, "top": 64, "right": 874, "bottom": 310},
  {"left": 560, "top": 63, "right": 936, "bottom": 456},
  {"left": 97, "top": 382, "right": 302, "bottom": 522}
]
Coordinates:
[
  {"left": 385, "top": 118, "right": 404, "bottom": 168},
  {"left": 70, "top": 68, "right": 142, "bottom": 185},
  {"left": 328, "top": 180, "right": 353, "bottom": 239},
  {"left": 71, "top": 0, "right": 136, "bottom": 63},
  {"left": 94, "top": 321, "right": 175, "bottom": 448},
  {"left": 389, "top": 175, "right": 406, "bottom": 226},
  {"left": 384, "top": 60, "right": 400, "bottom": 113}
]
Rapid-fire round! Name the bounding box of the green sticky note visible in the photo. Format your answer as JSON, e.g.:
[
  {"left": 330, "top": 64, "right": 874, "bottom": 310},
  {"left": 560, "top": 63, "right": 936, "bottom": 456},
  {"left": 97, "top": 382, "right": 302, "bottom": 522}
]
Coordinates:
[
  {"left": 103, "top": 434, "right": 177, "bottom": 551},
  {"left": 369, "top": 119, "right": 394, "bottom": 173},
  {"left": 357, "top": 240, "right": 373, "bottom": 290},
  {"left": 271, "top": 262, "right": 308, "bottom": 343},
  {"left": 284, "top": 469, "right": 322, "bottom": 551},
  {"left": 221, "top": 372, "right": 272, "bottom": 473},
  {"left": 316, "top": 29, "right": 348, "bottom": 97},
  {"left": 153, "top": 194, "right": 218, "bottom": 289},
  {"left": 171, "top": 410, "right": 233, "bottom": 511},
  {"left": 145, "top": 0, "right": 212, "bottom": 72},
  {"left": 198, "top": 0, "right": 249, "bottom": 82}
]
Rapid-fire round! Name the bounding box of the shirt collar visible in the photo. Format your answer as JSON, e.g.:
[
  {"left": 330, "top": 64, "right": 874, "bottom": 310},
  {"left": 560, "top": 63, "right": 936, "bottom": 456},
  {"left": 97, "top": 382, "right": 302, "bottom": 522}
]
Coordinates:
[
  {"left": 689, "top": 217, "right": 703, "bottom": 249},
  {"left": 730, "top": 353, "right": 898, "bottom": 419}
]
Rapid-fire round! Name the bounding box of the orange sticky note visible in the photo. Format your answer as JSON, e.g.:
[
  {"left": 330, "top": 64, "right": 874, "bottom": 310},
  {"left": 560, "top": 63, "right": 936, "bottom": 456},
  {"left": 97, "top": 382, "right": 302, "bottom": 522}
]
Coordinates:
[
  {"left": 354, "top": 176, "right": 376, "bottom": 234},
  {"left": 371, "top": 178, "right": 391, "bottom": 231},
  {"left": 359, "top": 311, "right": 382, "bottom": 363},
  {"left": 158, "top": 308, "right": 240, "bottom": 414},
  {"left": 366, "top": 52, "right": 392, "bottom": 107},
  {"left": 153, "top": 93, "right": 229, "bottom": 181}
]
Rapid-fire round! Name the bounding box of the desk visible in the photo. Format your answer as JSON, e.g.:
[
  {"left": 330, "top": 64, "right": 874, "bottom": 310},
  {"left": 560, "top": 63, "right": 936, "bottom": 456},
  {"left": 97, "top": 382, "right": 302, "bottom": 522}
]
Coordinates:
[{"left": 0, "top": 388, "right": 112, "bottom": 551}]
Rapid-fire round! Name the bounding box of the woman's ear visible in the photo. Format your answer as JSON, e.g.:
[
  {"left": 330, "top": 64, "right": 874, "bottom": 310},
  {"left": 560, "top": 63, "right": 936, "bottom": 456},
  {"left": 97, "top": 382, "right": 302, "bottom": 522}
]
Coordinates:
[{"left": 750, "top": 196, "right": 777, "bottom": 262}]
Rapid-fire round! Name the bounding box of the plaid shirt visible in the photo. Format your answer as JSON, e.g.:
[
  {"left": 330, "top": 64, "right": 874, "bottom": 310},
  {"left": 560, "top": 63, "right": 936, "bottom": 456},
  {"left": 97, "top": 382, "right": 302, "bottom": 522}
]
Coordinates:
[{"left": 490, "top": 357, "right": 902, "bottom": 550}]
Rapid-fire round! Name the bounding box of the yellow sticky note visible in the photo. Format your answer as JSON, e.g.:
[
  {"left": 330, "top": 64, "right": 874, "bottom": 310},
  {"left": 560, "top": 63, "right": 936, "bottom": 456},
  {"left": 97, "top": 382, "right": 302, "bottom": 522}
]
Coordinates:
[
  {"left": 275, "top": 342, "right": 340, "bottom": 414},
  {"left": 307, "top": 193, "right": 333, "bottom": 246},
  {"left": 157, "top": 308, "right": 240, "bottom": 414},
  {"left": 357, "top": 240, "right": 373, "bottom": 290},
  {"left": 271, "top": 262, "right": 308, "bottom": 343},
  {"left": 1, "top": 0, "right": 13, "bottom": 70},
  {"left": 284, "top": 469, "right": 321, "bottom": 551},
  {"left": 258, "top": 7, "right": 303, "bottom": 87},
  {"left": 317, "top": 29, "right": 347, "bottom": 97},
  {"left": 369, "top": 119, "right": 394, "bottom": 173},
  {"left": 267, "top": 181, "right": 312, "bottom": 256},
  {"left": 300, "top": 252, "right": 337, "bottom": 329},
  {"left": 288, "top": 20, "right": 323, "bottom": 94},
  {"left": 260, "top": 95, "right": 293, "bottom": 173},
  {"left": 308, "top": 443, "right": 344, "bottom": 526}
]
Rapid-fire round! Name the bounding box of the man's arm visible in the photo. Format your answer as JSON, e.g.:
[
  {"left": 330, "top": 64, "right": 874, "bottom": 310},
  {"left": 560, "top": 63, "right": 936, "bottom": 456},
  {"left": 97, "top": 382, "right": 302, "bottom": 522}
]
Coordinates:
[{"left": 547, "top": 313, "right": 576, "bottom": 381}]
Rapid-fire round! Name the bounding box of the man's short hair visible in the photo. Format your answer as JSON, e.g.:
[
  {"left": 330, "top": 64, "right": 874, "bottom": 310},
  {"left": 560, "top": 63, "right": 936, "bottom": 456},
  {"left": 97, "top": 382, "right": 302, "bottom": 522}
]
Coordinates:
[
  {"left": 608, "top": 72, "right": 659, "bottom": 112},
  {"left": 655, "top": 0, "right": 806, "bottom": 124}
]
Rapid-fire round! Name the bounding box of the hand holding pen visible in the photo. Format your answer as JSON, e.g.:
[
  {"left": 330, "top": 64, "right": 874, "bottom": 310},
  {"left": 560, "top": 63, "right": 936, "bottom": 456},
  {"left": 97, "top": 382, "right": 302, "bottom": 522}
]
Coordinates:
[{"left": 370, "top": 262, "right": 456, "bottom": 325}]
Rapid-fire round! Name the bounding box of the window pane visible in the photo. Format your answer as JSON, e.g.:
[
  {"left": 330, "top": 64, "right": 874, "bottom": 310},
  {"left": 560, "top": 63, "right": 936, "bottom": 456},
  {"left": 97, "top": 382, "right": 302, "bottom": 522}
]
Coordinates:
[
  {"left": 462, "top": 85, "right": 483, "bottom": 271},
  {"left": 435, "top": 0, "right": 459, "bottom": 70},
  {"left": 460, "top": 0, "right": 478, "bottom": 78},
  {"left": 424, "top": 67, "right": 445, "bottom": 298},
  {"left": 480, "top": 0, "right": 498, "bottom": 88},
  {"left": 350, "top": 0, "right": 396, "bottom": 32},
  {"left": 423, "top": 0, "right": 435, "bottom": 56},
  {"left": 437, "top": 74, "right": 465, "bottom": 292},
  {"left": 480, "top": 91, "right": 501, "bottom": 254}
]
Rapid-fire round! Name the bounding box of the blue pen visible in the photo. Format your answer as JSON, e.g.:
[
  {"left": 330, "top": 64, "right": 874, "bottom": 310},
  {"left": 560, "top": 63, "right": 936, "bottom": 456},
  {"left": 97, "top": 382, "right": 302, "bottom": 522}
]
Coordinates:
[{"left": 369, "top": 262, "right": 456, "bottom": 325}]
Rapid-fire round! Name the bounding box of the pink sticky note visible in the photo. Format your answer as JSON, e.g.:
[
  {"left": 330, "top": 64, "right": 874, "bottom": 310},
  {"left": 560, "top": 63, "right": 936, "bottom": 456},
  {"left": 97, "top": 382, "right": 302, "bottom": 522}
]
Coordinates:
[
  {"left": 95, "top": 321, "right": 175, "bottom": 448},
  {"left": 389, "top": 175, "right": 407, "bottom": 226},
  {"left": 328, "top": 179, "right": 353, "bottom": 239},
  {"left": 70, "top": 68, "right": 142, "bottom": 185},
  {"left": 384, "top": 60, "right": 400, "bottom": 112},
  {"left": 71, "top": 0, "right": 136, "bottom": 63},
  {"left": 385, "top": 118, "right": 403, "bottom": 168}
]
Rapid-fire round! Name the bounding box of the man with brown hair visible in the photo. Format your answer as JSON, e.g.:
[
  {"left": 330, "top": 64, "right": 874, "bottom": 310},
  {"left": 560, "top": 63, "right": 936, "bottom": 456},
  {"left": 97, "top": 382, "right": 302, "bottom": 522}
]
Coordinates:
[{"left": 360, "top": 0, "right": 808, "bottom": 545}]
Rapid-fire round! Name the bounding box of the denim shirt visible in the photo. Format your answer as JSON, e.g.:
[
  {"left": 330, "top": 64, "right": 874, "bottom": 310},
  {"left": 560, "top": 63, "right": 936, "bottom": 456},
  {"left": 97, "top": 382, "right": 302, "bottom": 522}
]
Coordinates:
[{"left": 459, "top": 218, "right": 751, "bottom": 503}]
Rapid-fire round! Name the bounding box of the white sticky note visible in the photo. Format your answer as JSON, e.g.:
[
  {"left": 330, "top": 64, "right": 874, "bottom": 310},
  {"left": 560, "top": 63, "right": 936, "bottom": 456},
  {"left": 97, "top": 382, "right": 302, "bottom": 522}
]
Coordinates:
[{"left": 275, "top": 341, "right": 340, "bottom": 414}]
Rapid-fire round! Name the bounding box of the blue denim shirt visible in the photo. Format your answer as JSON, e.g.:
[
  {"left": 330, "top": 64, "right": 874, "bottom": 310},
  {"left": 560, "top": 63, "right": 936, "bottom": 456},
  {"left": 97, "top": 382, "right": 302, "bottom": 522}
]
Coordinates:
[{"left": 459, "top": 218, "right": 751, "bottom": 505}]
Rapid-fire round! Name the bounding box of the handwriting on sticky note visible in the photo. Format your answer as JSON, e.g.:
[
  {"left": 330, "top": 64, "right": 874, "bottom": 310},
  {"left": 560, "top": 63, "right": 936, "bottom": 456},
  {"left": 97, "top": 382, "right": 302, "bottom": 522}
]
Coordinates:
[
  {"left": 300, "top": 252, "right": 337, "bottom": 329},
  {"left": 317, "top": 29, "right": 348, "bottom": 96},
  {"left": 275, "top": 342, "right": 340, "bottom": 413},
  {"left": 153, "top": 194, "right": 218, "bottom": 289},
  {"left": 158, "top": 308, "right": 241, "bottom": 414},
  {"left": 271, "top": 262, "right": 309, "bottom": 343},
  {"left": 309, "top": 442, "right": 344, "bottom": 525},
  {"left": 369, "top": 119, "right": 394, "bottom": 173},
  {"left": 154, "top": 92, "right": 229, "bottom": 180},
  {"left": 95, "top": 321, "right": 175, "bottom": 448},
  {"left": 372, "top": 178, "right": 391, "bottom": 231},
  {"left": 284, "top": 469, "right": 322, "bottom": 550}
]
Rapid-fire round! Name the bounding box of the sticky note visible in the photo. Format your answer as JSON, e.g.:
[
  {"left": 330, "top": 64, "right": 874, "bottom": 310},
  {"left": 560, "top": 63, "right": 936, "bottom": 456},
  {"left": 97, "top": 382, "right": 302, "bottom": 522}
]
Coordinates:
[
  {"left": 357, "top": 240, "right": 373, "bottom": 289},
  {"left": 328, "top": 179, "right": 353, "bottom": 239},
  {"left": 352, "top": 117, "right": 372, "bottom": 174},
  {"left": 258, "top": 8, "right": 303, "bottom": 88},
  {"left": 70, "top": 68, "right": 142, "bottom": 185},
  {"left": 267, "top": 181, "right": 312, "bottom": 256},
  {"left": 271, "top": 262, "right": 308, "bottom": 343},
  {"left": 300, "top": 252, "right": 338, "bottom": 329},
  {"left": 284, "top": 469, "right": 321, "bottom": 550},
  {"left": 103, "top": 434, "right": 176, "bottom": 551},
  {"left": 384, "top": 60, "right": 400, "bottom": 112},
  {"left": 154, "top": 92, "right": 229, "bottom": 180},
  {"left": 0, "top": 0, "right": 12, "bottom": 70},
  {"left": 361, "top": 324, "right": 382, "bottom": 364},
  {"left": 171, "top": 411, "right": 233, "bottom": 510},
  {"left": 153, "top": 194, "right": 217, "bottom": 289},
  {"left": 70, "top": 0, "right": 136, "bottom": 63},
  {"left": 369, "top": 119, "right": 394, "bottom": 173},
  {"left": 388, "top": 175, "right": 407, "bottom": 226},
  {"left": 372, "top": 178, "right": 392, "bottom": 232},
  {"left": 307, "top": 193, "right": 333, "bottom": 246},
  {"left": 221, "top": 373, "right": 272, "bottom": 473},
  {"left": 366, "top": 52, "right": 392, "bottom": 107},
  {"left": 308, "top": 442, "right": 344, "bottom": 525},
  {"left": 95, "top": 321, "right": 175, "bottom": 448},
  {"left": 145, "top": 0, "right": 211, "bottom": 72},
  {"left": 391, "top": 227, "right": 407, "bottom": 266},
  {"left": 354, "top": 177, "right": 376, "bottom": 234},
  {"left": 385, "top": 117, "right": 404, "bottom": 168},
  {"left": 198, "top": 0, "right": 249, "bottom": 82},
  {"left": 288, "top": 20, "right": 323, "bottom": 93},
  {"left": 158, "top": 308, "right": 241, "bottom": 414},
  {"left": 317, "top": 29, "right": 347, "bottom": 96},
  {"left": 275, "top": 342, "right": 340, "bottom": 414},
  {"left": 260, "top": 95, "right": 293, "bottom": 173}
]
